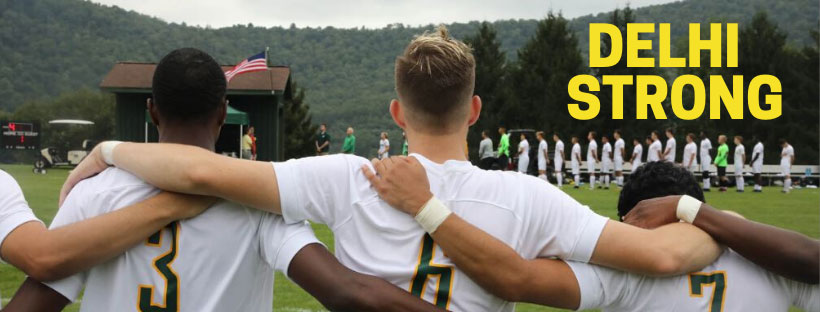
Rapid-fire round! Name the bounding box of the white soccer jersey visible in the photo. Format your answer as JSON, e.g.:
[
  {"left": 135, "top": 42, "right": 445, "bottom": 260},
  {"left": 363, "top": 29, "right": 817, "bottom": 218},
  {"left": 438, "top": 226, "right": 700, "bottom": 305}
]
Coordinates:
[
  {"left": 752, "top": 142, "right": 764, "bottom": 173},
  {"left": 554, "top": 140, "right": 565, "bottom": 171},
  {"left": 781, "top": 144, "right": 794, "bottom": 166},
  {"left": 601, "top": 143, "right": 612, "bottom": 172},
  {"left": 537, "top": 140, "right": 548, "bottom": 170},
  {"left": 647, "top": 140, "right": 662, "bottom": 162},
  {"left": 613, "top": 139, "right": 625, "bottom": 161},
  {"left": 631, "top": 144, "right": 643, "bottom": 168},
  {"left": 275, "top": 154, "right": 608, "bottom": 312},
  {"left": 587, "top": 140, "right": 598, "bottom": 162},
  {"left": 664, "top": 138, "right": 676, "bottom": 162},
  {"left": 571, "top": 143, "right": 582, "bottom": 167},
  {"left": 734, "top": 144, "right": 745, "bottom": 170},
  {"left": 379, "top": 139, "right": 390, "bottom": 159},
  {"left": 0, "top": 170, "right": 41, "bottom": 261},
  {"left": 518, "top": 140, "right": 530, "bottom": 173},
  {"left": 683, "top": 142, "right": 698, "bottom": 170},
  {"left": 46, "top": 168, "right": 319, "bottom": 312},
  {"left": 700, "top": 139, "right": 713, "bottom": 170},
  {"left": 568, "top": 249, "right": 819, "bottom": 312}
]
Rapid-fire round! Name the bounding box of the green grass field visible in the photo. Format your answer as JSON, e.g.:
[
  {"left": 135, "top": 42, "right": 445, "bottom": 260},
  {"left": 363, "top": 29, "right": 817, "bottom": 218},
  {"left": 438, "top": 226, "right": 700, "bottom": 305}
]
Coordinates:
[{"left": 1, "top": 164, "right": 817, "bottom": 311}]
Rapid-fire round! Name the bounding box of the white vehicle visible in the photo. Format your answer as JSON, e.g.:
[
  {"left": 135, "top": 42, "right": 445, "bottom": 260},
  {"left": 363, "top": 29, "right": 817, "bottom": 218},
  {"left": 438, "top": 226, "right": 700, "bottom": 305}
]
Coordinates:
[{"left": 33, "top": 120, "right": 96, "bottom": 174}]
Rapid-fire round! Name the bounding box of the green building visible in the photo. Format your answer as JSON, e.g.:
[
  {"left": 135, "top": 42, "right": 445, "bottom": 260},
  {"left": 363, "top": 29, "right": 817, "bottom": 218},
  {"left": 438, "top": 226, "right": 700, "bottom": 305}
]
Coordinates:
[{"left": 99, "top": 62, "right": 292, "bottom": 161}]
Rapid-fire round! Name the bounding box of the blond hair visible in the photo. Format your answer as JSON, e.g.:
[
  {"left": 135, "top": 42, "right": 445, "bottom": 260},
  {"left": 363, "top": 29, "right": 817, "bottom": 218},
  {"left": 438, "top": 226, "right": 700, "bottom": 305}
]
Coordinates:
[{"left": 395, "top": 25, "right": 476, "bottom": 134}]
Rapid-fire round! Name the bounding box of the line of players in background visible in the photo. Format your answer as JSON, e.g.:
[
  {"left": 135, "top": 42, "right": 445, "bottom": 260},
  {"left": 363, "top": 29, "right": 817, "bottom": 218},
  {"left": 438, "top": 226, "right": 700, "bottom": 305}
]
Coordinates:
[{"left": 481, "top": 128, "right": 796, "bottom": 193}]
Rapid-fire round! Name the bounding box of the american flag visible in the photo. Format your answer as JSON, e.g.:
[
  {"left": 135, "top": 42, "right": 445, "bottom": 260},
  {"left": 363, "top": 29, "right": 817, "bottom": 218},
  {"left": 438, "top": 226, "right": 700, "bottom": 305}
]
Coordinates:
[{"left": 224, "top": 51, "right": 267, "bottom": 82}]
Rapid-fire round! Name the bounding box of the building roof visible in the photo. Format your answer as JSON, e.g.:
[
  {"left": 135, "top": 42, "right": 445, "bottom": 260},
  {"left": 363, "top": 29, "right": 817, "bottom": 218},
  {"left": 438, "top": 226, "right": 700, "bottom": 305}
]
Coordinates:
[{"left": 99, "top": 62, "right": 290, "bottom": 94}]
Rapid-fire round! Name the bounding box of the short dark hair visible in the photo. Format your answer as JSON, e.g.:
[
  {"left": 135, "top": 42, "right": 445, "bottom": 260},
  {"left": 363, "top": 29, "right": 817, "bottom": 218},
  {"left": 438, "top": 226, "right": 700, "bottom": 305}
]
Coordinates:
[
  {"left": 617, "top": 161, "right": 704, "bottom": 220},
  {"left": 152, "top": 48, "right": 226, "bottom": 123},
  {"left": 589, "top": 131, "right": 597, "bottom": 139},
  {"left": 614, "top": 129, "right": 622, "bottom": 136},
  {"left": 665, "top": 128, "right": 674, "bottom": 135},
  {"left": 687, "top": 133, "right": 696, "bottom": 140}
]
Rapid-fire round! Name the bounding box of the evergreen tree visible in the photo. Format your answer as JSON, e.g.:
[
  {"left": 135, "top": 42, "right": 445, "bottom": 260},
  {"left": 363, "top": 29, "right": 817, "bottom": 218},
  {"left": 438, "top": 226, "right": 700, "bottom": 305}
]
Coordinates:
[
  {"left": 283, "top": 82, "right": 318, "bottom": 159},
  {"left": 508, "top": 12, "right": 584, "bottom": 136},
  {"left": 464, "top": 22, "right": 507, "bottom": 161}
]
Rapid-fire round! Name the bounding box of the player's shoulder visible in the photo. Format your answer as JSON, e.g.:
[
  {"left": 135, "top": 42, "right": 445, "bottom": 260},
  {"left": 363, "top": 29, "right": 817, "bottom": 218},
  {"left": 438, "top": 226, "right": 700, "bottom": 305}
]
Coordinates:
[
  {"left": 0, "top": 169, "right": 21, "bottom": 192},
  {"left": 71, "top": 167, "right": 153, "bottom": 198}
]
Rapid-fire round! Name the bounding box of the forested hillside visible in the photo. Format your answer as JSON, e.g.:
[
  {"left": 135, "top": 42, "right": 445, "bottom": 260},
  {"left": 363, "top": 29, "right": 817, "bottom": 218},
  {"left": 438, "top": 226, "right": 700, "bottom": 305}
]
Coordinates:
[{"left": 0, "top": 0, "right": 817, "bottom": 158}]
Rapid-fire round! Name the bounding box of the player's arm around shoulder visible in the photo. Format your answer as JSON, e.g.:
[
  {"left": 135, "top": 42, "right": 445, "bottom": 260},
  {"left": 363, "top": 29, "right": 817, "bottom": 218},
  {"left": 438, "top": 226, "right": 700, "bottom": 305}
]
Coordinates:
[
  {"left": 361, "top": 156, "right": 582, "bottom": 309},
  {"left": 288, "top": 243, "right": 447, "bottom": 312},
  {"left": 61, "top": 142, "right": 281, "bottom": 213},
  {"left": 590, "top": 218, "right": 721, "bottom": 277}
]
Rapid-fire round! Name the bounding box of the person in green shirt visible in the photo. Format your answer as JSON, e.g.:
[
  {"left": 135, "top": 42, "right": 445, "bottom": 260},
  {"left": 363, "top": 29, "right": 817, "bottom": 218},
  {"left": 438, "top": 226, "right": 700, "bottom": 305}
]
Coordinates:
[
  {"left": 341, "top": 126, "right": 356, "bottom": 154},
  {"left": 497, "top": 127, "right": 510, "bottom": 170},
  {"left": 714, "top": 134, "right": 729, "bottom": 192},
  {"left": 401, "top": 132, "right": 409, "bottom": 156}
]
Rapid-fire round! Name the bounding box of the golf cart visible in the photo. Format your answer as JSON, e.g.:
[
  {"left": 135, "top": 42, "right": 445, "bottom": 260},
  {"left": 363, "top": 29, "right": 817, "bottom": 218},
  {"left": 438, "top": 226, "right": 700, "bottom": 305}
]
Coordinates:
[{"left": 33, "top": 119, "right": 97, "bottom": 174}]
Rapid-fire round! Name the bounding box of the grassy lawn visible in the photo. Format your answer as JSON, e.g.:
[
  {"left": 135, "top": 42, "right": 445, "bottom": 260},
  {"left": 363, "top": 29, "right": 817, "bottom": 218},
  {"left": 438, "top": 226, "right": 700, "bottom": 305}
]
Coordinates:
[{"left": 1, "top": 163, "right": 817, "bottom": 311}]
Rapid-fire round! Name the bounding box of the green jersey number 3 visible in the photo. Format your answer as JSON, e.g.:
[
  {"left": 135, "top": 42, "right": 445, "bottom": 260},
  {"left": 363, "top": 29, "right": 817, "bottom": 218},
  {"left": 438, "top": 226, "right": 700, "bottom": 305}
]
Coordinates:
[{"left": 138, "top": 222, "right": 180, "bottom": 312}]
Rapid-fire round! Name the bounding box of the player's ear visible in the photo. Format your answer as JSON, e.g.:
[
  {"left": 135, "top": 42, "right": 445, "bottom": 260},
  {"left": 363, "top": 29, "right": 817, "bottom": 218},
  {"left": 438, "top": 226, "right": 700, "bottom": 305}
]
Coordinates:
[
  {"left": 390, "top": 99, "right": 407, "bottom": 130},
  {"left": 147, "top": 98, "right": 160, "bottom": 127},
  {"left": 467, "top": 95, "right": 482, "bottom": 126}
]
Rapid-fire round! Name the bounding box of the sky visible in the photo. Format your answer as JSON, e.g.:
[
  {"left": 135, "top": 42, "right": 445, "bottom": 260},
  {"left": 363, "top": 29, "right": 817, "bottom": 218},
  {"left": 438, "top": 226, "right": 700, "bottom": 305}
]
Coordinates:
[{"left": 88, "top": 0, "right": 680, "bottom": 29}]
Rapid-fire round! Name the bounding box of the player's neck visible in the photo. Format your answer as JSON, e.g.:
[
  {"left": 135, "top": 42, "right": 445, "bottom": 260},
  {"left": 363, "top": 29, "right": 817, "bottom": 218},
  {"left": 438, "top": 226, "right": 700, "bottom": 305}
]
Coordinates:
[
  {"left": 158, "top": 127, "right": 217, "bottom": 152},
  {"left": 407, "top": 131, "right": 467, "bottom": 164}
]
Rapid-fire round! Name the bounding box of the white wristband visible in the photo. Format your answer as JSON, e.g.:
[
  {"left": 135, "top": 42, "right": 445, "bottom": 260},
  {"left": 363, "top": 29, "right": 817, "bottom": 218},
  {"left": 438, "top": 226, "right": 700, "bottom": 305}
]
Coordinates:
[
  {"left": 414, "top": 196, "right": 452, "bottom": 234},
  {"left": 101, "top": 141, "right": 123, "bottom": 166},
  {"left": 676, "top": 195, "right": 702, "bottom": 223}
]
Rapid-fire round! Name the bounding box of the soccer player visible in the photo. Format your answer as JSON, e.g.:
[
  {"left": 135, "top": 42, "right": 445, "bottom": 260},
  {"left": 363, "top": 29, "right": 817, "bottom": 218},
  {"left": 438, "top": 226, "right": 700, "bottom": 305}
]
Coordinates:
[
  {"left": 402, "top": 131, "right": 409, "bottom": 156},
  {"left": 780, "top": 139, "right": 795, "bottom": 193},
  {"left": 647, "top": 131, "right": 663, "bottom": 163},
  {"left": 663, "top": 128, "right": 676, "bottom": 163},
  {"left": 553, "top": 134, "right": 565, "bottom": 187},
  {"left": 364, "top": 158, "right": 819, "bottom": 311},
  {"left": 715, "top": 135, "right": 730, "bottom": 192},
  {"left": 536, "top": 131, "right": 549, "bottom": 182},
  {"left": 62, "top": 29, "right": 722, "bottom": 311},
  {"left": 517, "top": 132, "right": 530, "bottom": 174},
  {"left": 600, "top": 135, "right": 612, "bottom": 189},
  {"left": 571, "top": 136, "right": 582, "bottom": 189},
  {"left": 586, "top": 131, "right": 599, "bottom": 190},
  {"left": 378, "top": 132, "right": 390, "bottom": 159},
  {"left": 14, "top": 48, "right": 442, "bottom": 312},
  {"left": 0, "top": 171, "right": 212, "bottom": 310},
  {"left": 630, "top": 137, "right": 643, "bottom": 170},
  {"left": 683, "top": 133, "right": 698, "bottom": 172},
  {"left": 700, "top": 131, "right": 713, "bottom": 191},
  {"left": 477, "top": 130, "right": 494, "bottom": 170},
  {"left": 612, "top": 130, "right": 625, "bottom": 187},
  {"left": 341, "top": 126, "right": 356, "bottom": 154},
  {"left": 315, "top": 123, "right": 330, "bottom": 156},
  {"left": 734, "top": 136, "right": 746, "bottom": 192},
  {"left": 751, "top": 137, "right": 764, "bottom": 192},
  {"left": 497, "top": 126, "right": 510, "bottom": 170}
]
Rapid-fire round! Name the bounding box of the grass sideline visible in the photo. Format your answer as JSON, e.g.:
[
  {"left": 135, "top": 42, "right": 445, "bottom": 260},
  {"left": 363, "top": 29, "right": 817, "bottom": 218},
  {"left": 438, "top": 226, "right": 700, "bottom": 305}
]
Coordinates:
[{"left": 1, "top": 163, "right": 817, "bottom": 312}]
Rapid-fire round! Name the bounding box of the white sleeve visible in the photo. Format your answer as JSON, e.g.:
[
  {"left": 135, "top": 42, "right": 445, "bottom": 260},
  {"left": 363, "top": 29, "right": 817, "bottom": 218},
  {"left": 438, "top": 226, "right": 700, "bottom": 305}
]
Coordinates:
[
  {"left": 785, "top": 278, "right": 820, "bottom": 311},
  {"left": 0, "top": 171, "right": 41, "bottom": 261},
  {"left": 42, "top": 181, "right": 95, "bottom": 302},
  {"left": 258, "top": 214, "right": 322, "bottom": 278},
  {"left": 273, "top": 154, "right": 371, "bottom": 229},
  {"left": 528, "top": 184, "right": 608, "bottom": 262},
  {"left": 566, "top": 261, "right": 631, "bottom": 310}
]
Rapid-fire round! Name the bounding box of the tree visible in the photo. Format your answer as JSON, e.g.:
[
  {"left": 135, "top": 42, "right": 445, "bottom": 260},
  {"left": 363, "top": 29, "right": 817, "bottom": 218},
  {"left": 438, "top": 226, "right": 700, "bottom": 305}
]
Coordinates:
[
  {"left": 283, "top": 82, "right": 318, "bottom": 159},
  {"left": 507, "top": 12, "right": 584, "bottom": 135},
  {"left": 464, "top": 22, "right": 507, "bottom": 161}
]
